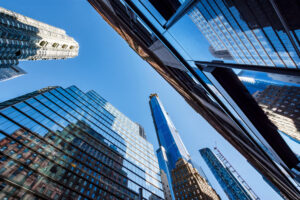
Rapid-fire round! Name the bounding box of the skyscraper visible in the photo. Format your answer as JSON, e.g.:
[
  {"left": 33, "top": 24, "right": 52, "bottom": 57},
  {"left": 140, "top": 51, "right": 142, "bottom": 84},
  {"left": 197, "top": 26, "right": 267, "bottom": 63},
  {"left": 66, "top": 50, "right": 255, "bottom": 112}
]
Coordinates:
[
  {"left": 200, "top": 148, "right": 259, "bottom": 200},
  {"left": 149, "top": 94, "right": 191, "bottom": 169},
  {"left": 0, "top": 86, "right": 164, "bottom": 199},
  {"left": 88, "top": 0, "right": 300, "bottom": 198},
  {"left": 253, "top": 85, "right": 300, "bottom": 142},
  {"left": 0, "top": 7, "right": 79, "bottom": 81},
  {"left": 149, "top": 94, "right": 219, "bottom": 199},
  {"left": 188, "top": 0, "right": 300, "bottom": 68}
]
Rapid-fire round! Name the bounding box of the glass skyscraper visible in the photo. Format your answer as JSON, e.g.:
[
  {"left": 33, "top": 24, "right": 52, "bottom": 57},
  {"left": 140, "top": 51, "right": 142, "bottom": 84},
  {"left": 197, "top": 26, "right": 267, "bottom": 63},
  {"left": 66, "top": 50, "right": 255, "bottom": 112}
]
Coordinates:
[
  {"left": 188, "top": 0, "right": 300, "bottom": 68},
  {"left": 149, "top": 94, "right": 191, "bottom": 170},
  {"left": 87, "top": 0, "right": 300, "bottom": 198},
  {"left": 149, "top": 94, "right": 219, "bottom": 199},
  {"left": 0, "top": 7, "right": 79, "bottom": 81},
  {"left": 150, "top": 94, "right": 190, "bottom": 199},
  {"left": 0, "top": 86, "right": 163, "bottom": 199},
  {"left": 200, "top": 148, "right": 256, "bottom": 200}
]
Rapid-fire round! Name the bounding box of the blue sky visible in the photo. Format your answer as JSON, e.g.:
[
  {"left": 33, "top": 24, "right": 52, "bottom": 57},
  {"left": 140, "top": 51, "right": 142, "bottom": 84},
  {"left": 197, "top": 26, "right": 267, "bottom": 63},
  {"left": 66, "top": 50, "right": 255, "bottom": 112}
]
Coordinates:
[{"left": 0, "top": 1, "right": 283, "bottom": 199}]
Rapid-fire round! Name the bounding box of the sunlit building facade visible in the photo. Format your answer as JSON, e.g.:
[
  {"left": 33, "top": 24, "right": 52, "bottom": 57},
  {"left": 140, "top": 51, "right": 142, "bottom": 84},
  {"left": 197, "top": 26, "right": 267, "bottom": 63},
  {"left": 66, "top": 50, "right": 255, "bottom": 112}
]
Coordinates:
[
  {"left": 0, "top": 86, "right": 164, "bottom": 199},
  {"left": 172, "top": 158, "right": 220, "bottom": 200},
  {"left": 0, "top": 7, "right": 79, "bottom": 81}
]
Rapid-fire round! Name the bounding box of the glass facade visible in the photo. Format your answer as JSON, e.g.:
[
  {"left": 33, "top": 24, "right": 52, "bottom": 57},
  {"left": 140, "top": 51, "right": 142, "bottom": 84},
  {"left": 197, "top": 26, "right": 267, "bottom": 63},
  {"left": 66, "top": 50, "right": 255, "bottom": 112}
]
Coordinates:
[
  {"left": 253, "top": 85, "right": 300, "bottom": 143},
  {"left": 156, "top": 146, "right": 174, "bottom": 200},
  {"left": 149, "top": 94, "right": 191, "bottom": 170},
  {"left": 200, "top": 148, "right": 254, "bottom": 200},
  {"left": 149, "top": 94, "right": 214, "bottom": 199},
  {"left": 188, "top": 0, "right": 300, "bottom": 68},
  {"left": 0, "top": 86, "right": 164, "bottom": 199},
  {"left": 87, "top": 0, "right": 300, "bottom": 198},
  {"left": 237, "top": 71, "right": 300, "bottom": 153},
  {"left": 0, "top": 65, "right": 26, "bottom": 82}
]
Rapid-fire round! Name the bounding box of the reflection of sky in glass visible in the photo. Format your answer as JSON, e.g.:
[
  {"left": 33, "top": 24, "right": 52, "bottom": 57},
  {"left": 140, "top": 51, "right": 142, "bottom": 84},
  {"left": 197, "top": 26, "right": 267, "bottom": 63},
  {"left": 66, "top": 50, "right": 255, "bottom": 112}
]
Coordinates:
[
  {"left": 91, "top": 0, "right": 299, "bottom": 198},
  {"left": 139, "top": 0, "right": 300, "bottom": 69},
  {"left": 279, "top": 131, "right": 300, "bottom": 157},
  {"left": 238, "top": 70, "right": 300, "bottom": 87}
]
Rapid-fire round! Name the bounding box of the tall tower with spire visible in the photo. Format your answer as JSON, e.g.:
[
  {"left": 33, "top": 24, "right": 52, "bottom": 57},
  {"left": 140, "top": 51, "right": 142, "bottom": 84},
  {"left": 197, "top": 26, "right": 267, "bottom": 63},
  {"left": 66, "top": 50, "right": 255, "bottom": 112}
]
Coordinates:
[
  {"left": 149, "top": 93, "right": 191, "bottom": 169},
  {"left": 149, "top": 94, "right": 219, "bottom": 200}
]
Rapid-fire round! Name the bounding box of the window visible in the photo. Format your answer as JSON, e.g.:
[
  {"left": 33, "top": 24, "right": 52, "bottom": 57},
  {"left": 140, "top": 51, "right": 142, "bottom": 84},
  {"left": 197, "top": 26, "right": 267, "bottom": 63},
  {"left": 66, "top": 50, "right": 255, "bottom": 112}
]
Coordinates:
[
  {"left": 52, "top": 43, "right": 59, "bottom": 48},
  {"left": 39, "top": 41, "right": 47, "bottom": 47},
  {"left": 62, "top": 44, "right": 68, "bottom": 49},
  {"left": 15, "top": 50, "right": 21, "bottom": 57}
]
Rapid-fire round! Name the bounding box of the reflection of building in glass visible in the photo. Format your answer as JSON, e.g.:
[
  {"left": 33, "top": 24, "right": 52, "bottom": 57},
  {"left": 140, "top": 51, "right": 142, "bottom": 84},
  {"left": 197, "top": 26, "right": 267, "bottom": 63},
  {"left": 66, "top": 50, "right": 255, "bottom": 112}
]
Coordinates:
[
  {"left": 0, "top": 86, "right": 164, "bottom": 199},
  {"left": 0, "top": 7, "right": 79, "bottom": 81},
  {"left": 209, "top": 45, "right": 233, "bottom": 60},
  {"left": 200, "top": 148, "right": 258, "bottom": 200},
  {"left": 171, "top": 158, "right": 220, "bottom": 200},
  {"left": 254, "top": 85, "right": 300, "bottom": 142},
  {"left": 188, "top": 0, "right": 300, "bottom": 68},
  {"left": 238, "top": 70, "right": 300, "bottom": 86},
  {"left": 267, "top": 74, "right": 300, "bottom": 85},
  {"left": 238, "top": 76, "right": 270, "bottom": 95},
  {"left": 87, "top": 0, "right": 300, "bottom": 198},
  {"left": 149, "top": 94, "right": 219, "bottom": 199}
]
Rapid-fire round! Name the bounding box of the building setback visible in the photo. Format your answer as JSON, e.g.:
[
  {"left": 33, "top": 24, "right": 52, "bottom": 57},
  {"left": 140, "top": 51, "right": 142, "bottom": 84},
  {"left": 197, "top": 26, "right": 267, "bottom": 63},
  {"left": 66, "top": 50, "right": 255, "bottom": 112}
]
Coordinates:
[
  {"left": 0, "top": 86, "right": 164, "bottom": 199},
  {"left": 0, "top": 7, "right": 79, "bottom": 81},
  {"left": 253, "top": 85, "right": 300, "bottom": 142},
  {"left": 200, "top": 148, "right": 258, "bottom": 200},
  {"left": 171, "top": 158, "right": 220, "bottom": 200}
]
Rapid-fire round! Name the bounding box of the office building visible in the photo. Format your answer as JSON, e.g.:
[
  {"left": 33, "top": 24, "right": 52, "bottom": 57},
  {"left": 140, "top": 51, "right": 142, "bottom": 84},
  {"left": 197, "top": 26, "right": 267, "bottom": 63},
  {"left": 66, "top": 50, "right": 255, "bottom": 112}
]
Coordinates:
[
  {"left": 254, "top": 85, "right": 300, "bottom": 142},
  {"left": 149, "top": 94, "right": 219, "bottom": 199},
  {"left": 0, "top": 7, "right": 79, "bottom": 81},
  {"left": 150, "top": 94, "right": 189, "bottom": 199},
  {"left": 88, "top": 0, "right": 300, "bottom": 198},
  {"left": 188, "top": 0, "right": 300, "bottom": 68},
  {"left": 0, "top": 86, "right": 164, "bottom": 199},
  {"left": 200, "top": 148, "right": 259, "bottom": 200},
  {"left": 172, "top": 158, "right": 220, "bottom": 200}
]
